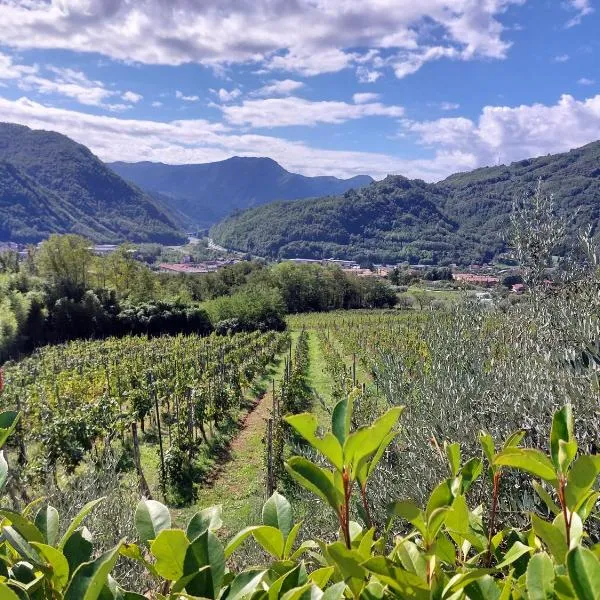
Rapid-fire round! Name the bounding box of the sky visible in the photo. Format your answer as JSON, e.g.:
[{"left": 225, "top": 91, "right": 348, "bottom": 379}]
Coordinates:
[{"left": 0, "top": 0, "right": 599, "bottom": 180}]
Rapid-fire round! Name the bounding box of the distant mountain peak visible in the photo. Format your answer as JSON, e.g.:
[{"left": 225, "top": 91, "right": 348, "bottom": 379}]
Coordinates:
[{"left": 109, "top": 157, "right": 373, "bottom": 228}]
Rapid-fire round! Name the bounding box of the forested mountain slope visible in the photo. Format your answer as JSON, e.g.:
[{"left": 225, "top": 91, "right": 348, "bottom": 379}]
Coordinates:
[
  {"left": 109, "top": 157, "right": 373, "bottom": 227},
  {"left": 0, "top": 123, "right": 185, "bottom": 244},
  {"left": 212, "top": 141, "right": 600, "bottom": 264}
]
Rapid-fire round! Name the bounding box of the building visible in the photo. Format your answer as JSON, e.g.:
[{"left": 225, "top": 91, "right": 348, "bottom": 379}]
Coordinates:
[{"left": 452, "top": 273, "right": 499, "bottom": 286}]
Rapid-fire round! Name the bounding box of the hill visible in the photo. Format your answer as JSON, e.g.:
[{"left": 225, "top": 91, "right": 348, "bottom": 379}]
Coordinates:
[
  {"left": 211, "top": 141, "right": 600, "bottom": 264},
  {"left": 109, "top": 157, "right": 373, "bottom": 227},
  {"left": 0, "top": 123, "right": 186, "bottom": 244}
]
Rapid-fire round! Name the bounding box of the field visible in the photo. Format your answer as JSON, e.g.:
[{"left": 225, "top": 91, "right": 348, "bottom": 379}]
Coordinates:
[{"left": 2, "top": 286, "right": 600, "bottom": 597}]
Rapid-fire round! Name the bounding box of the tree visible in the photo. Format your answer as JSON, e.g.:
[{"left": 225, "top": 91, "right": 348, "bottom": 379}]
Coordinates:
[
  {"left": 37, "top": 234, "right": 93, "bottom": 291},
  {"left": 510, "top": 180, "right": 566, "bottom": 289}
]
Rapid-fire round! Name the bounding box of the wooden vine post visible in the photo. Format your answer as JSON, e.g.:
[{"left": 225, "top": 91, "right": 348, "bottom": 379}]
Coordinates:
[
  {"left": 131, "top": 422, "right": 152, "bottom": 498},
  {"left": 148, "top": 371, "right": 166, "bottom": 497},
  {"left": 266, "top": 417, "right": 274, "bottom": 498}
]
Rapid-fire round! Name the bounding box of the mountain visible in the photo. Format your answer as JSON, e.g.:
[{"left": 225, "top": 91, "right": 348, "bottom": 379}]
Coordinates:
[
  {"left": 211, "top": 141, "right": 600, "bottom": 265},
  {"left": 0, "top": 123, "right": 185, "bottom": 244},
  {"left": 109, "top": 157, "right": 373, "bottom": 227}
]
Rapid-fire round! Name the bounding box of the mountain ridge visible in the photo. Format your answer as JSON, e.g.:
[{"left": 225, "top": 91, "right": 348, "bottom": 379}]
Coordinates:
[
  {"left": 0, "top": 123, "right": 186, "bottom": 244},
  {"left": 211, "top": 140, "right": 600, "bottom": 265},
  {"left": 109, "top": 157, "right": 374, "bottom": 228}
]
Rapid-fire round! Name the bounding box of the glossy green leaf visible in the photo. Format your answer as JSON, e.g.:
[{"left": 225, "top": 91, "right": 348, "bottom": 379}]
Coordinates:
[
  {"left": 2, "top": 525, "right": 43, "bottom": 565},
  {"left": 134, "top": 499, "right": 171, "bottom": 547},
  {"left": 344, "top": 407, "right": 403, "bottom": 472},
  {"left": 285, "top": 413, "right": 343, "bottom": 470},
  {"left": 59, "top": 498, "right": 105, "bottom": 549},
  {"left": 150, "top": 529, "right": 189, "bottom": 581},
  {"left": 526, "top": 552, "right": 555, "bottom": 600},
  {"left": 0, "top": 411, "right": 20, "bottom": 449},
  {"left": 495, "top": 448, "right": 557, "bottom": 483},
  {"left": 395, "top": 540, "right": 426, "bottom": 580},
  {"left": 284, "top": 522, "right": 302, "bottom": 558},
  {"left": 0, "top": 583, "right": 21, "bottom": 600},
  {"left": 30, "top": 541, "right": 70, "bottom": 589},
  {"left": 227, "top": 569, "right": 267, "bottom": 600},
  {"left": 443, "top": 569, "right": 495, "bottom": 596},
  {"left": 479, "top": 432, "right": 495, "bottom": 467},
  {"left": 460, "top": 458, "right": 483, "bottom": 493},
  {"left": 63, "top": 527, "right": 93, "bottom": 574},
  {"left": 363, "top": 556, "right": 430, "bottom": 599},
  {"left": 426, "top": 479, "right": 454, "bottom": 519},
  {"left": 308, "top": 566, "right": 334, "bottom": 588},
  {"left": 445, "top": 442, "right": 461, "bottom": 476},
  {"left": 495, "top": 541, "right": 533, "bottom": 569},
  {"left": 332, "top": 397, "right": 351, "bottom": 445},
  {"left": 183, "top": 530, "right": 225, "bottom": 599},
  {"left": 504, "top": 429, "right": 527, "bottom": 449},
  {"left": 322, "top": 582, "right": 346, "bottom": 600},
  {"left": 262, "top": 492, "right": 293, "bottom": 539},
  {"left": 551, "top": 405, "right": 575, "bottom": 472},
  {"left": 567, "top": 546, "right": 600, "bottom": 600},
  {"left": 225, "top": 525, "right": 284, "bottom": 559},
  {"left": 566, "top": 455, "right": 600, "bottom": 510},
  {"left": 64, "top": 543, "right": 121, "bottom": 600},
  {"left": 35, "top": 505, "right": 60, "bottom": 547},
  {"left": 327, "top": 542, "right": 366, "bottom": 580},
  {"left": 554, "top": 511, "right": 583, "bottom": 548},
  {"left": 464, "top": 575, "right": 501, "bottom": 600},
  {"left": 0, "top": 509, "right": 45, "bottom": 544},
  {"left": 267, "top": 563, "right": 306, "bottom": 600},
  {"left": 388, "top": 500, "right": 426, "bottom": 536},
  {"left": 186, "top": 505, "right": 222, "bottom": 541},
  {"left": 531, "top": 513, "right": 568, "bottom": 563},
  {"left": 445, "top": 495, "right": 469, "bottom": 536},
  {"left": 285, "top": 457, "right": 343, "bottom": 512}
]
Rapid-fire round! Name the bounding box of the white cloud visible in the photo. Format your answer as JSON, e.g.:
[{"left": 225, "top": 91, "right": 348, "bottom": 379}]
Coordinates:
[
  {"left": 15, "top": 65, "right": 132, "bottom": 110},
  {"left": 554, "top": 54, "right": 570, "bottom": 63},
  {"left": 9, "top": 92, "right": 600, "bottom": 183},
  {"left": 0, "top": 1, "right": 523, "bottom": 79},
  {"left": 151, "top": 100, "right": 163, "bottom": 108},
  {"left": 216, "top": 88, "right": 242, "bottom": 103},
  {"left": 122, "top": 90, "right": 143, "bottom": 103},
  {"left": 0, "top": 51, "right": 38, "bottom": 80},
  {"left": 219, "top": 96, "right": 404, "bottom": 128},
  {"left": 356, "top": 67, "right": 382, "bottom": 83},
  {"left": 267, "top": 48, "right": 356, "bottom": 76},
  {"left": 252, "top": 79, "right": 304, "bottom": 97},
  {"left": 565, "top": 0, "right": 594, "bottom": 27},
  {"left": 175, "top": 90, "right": 200, "bottom": 102},
  {"left": 404, "top": 93, "right": 600, "bottom": 171},
  {"left": 0, "top": 94, "right": 468, "bottom": 180},
  {"left": 440, "top": 102, "right": 460, "bottom": 110},
  {"left": 578, "top": 77, "right": 595, "bottom": 85},
  {"left": 353, "top": 93, "right": 380, "bottom": 104}
]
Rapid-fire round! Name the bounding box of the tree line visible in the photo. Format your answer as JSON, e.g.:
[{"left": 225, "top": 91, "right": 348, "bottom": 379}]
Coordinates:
[{"left": 0, "top": 234, "right": 397, "bottom": 362}]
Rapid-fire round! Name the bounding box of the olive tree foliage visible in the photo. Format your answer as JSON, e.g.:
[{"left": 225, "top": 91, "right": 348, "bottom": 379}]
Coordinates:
[
  {"left": 364, "top": 186, "right": 600, "bottom": 529},
  {"left": 509, "top": 179, "right": 567, "bottom": 290}
]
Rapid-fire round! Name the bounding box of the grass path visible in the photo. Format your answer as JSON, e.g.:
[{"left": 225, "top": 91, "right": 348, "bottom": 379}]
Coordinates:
[
  {"left": 188, "top": 388, "right": 275, "bottom": 534},
  {"left": 170, "top": 326, "right": 338, "bottom": 532},
  {"left": 171, "top": 340, "right": 293, "bottom": 532}
]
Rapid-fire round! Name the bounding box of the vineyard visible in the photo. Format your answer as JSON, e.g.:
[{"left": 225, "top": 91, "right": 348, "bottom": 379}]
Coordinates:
[
  {"left": 2, "top": 275, "right": 600, "bottom": 597},
  {"left": 0, "top": 331, "right": 288, "bottom": 506}
]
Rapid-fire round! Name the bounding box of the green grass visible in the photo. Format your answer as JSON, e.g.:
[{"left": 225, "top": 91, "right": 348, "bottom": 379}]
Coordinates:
[{"left": 169, "top": 349, "right": 290, "bottom": 533}]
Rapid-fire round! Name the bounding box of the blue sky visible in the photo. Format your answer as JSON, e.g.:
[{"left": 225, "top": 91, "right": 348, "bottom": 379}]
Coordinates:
[{"left": 0, "top": 0, "right": 598, "bottom": 180}]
